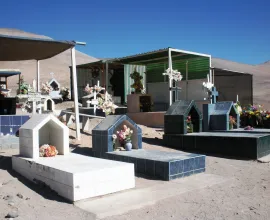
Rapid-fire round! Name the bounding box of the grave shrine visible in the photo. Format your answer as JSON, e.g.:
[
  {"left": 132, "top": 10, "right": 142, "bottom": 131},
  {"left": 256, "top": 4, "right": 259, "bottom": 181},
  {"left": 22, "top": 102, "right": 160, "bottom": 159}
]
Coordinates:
[
  {"left": 203, "top": 101, "right": 240, "bottom": 131},
  {"left": 12, "top": 114, "right": 135, "bottom": 201},
  {"left": 164, "top": 100, "right": 202, "bottom": 135}
]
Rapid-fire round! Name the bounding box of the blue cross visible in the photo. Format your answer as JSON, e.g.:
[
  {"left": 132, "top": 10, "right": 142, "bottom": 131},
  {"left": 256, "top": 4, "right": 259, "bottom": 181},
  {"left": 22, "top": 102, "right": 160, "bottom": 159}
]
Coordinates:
[
  {"left": 211, "top": 87, "right": 219, "bottom": 104},
  {"left": 170, "top": 86, "right": 181, "bottom": 101}
]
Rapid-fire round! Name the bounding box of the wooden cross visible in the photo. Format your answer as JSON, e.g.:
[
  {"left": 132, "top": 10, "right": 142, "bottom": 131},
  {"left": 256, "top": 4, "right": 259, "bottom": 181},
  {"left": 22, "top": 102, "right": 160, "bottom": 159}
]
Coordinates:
[{"left": 211, "top": 87, "right": 219, "bottom": 104}]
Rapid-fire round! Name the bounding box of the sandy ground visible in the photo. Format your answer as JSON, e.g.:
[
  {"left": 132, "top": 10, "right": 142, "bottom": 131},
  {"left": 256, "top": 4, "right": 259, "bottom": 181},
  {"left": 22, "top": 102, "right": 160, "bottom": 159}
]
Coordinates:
[{"left": 1, "top": 120, "right": 270, "bottom": 220}]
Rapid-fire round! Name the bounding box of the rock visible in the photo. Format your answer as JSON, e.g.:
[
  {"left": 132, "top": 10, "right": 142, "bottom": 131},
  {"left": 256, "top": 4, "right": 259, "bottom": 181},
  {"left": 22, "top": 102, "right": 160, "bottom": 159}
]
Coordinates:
[
  {"left": 3, "top": 195, "right": 13, "bottom": 201},
  {"left": 25, "top": 197, "right": 30, "bottom": 200},
  {"left": 8, "top": 201, "right": 15, "bottom": 206},
  {"left": 6, "top": 211, "right": 19, "bottom": 218},
  {"left": 16, "top": 193, "right": 23, "bottom": 199}
]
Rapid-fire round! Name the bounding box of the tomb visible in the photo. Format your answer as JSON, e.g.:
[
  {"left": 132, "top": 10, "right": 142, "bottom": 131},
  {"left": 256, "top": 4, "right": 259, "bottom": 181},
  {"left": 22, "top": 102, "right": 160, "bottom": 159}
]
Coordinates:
[
  {"left": 42, "top": 97, "right": 55, "bottom": 111},
  {"left": 12, "top": 114, "right": 135, "bottom": 201},
  {"left": 163, "top": 101, "right": 270, "bottom": 159},
  {"left": 203, "top": 101, "right": 240, "bottom": 131},
  {"left": 127, "top": 94, "right": 152, "bottom": 113},
  {"left": 92, "top": 115, "right": 205, "bottom": 180},
  {"left": 164, "top": 100, "right": 202, "bottom": 135},
  {"left": 48, "top": 78, "right": 62, "bottom": 100}
]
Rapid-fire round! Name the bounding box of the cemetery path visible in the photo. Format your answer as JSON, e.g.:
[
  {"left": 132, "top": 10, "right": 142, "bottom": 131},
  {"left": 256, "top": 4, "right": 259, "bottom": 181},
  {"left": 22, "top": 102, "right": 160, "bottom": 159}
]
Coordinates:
[{"left": 0, "top": 123, "right": 269, "bottom": 220}]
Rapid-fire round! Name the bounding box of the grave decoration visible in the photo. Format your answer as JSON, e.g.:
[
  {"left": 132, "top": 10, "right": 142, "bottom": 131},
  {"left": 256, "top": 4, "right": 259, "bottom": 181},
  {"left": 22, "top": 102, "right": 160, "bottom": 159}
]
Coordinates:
[
  {"left": 84, "top": 81, "right": 117, "bottom": 115},
  {"left": 114, "top": 125, "right": 134, "bottom": 151},
  {"left": 203, "top": 101, "right": 240, "bottom": 131},
  {"left": 60, "top": 87, "right": 70, "bottom": 100},
  {"left": 202, "top": 75, "right": 218, "bottom": 104},
  {"left": 163, "top": 68, "right": 182, "bottom": 102},
  {"left": 130, "top": 68, "right": 144, "bottom": 94},
  {"left": 17, "top": 75, "right": 29, "bottom": 94},
  {"left": 12, "top": 114, "right": 135, "bottom": 201},
  {"left": 164, "top": 100, "right": 202, "bottom": 135},
  {"left": 41, "top": 82, "right": 52, "bottom": 95},
  {"left": 93, "top": 114, "right": 206, "bottom": 180}
]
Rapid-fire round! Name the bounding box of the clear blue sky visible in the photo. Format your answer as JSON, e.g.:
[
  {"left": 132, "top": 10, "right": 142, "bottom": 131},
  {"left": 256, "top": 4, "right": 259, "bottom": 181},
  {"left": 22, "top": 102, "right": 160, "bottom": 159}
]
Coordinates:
[{"left": 0, "top": 0, "right": 269, "bottom": 64}]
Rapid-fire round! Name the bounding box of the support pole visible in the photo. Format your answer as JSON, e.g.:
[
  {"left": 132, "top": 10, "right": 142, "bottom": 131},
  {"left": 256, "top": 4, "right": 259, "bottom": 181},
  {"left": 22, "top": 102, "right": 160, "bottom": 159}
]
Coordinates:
[
  {"left": 36, "top": 60, "right": 40, "bottom": 92},
  {"left": 5, "top": 76, "right": 8, "bottom": 89},
  {"left": 168, "top": 48, "right": 173, "bottom": 106},
  {"left": 71, "top": 47, "right": 81, "bottom": 140},
  {"left": 105, "top": 62, "right": 109, "bottom": 91},
  {"left": 18, "top": 74, "right": 21, "bottom": 94},
  {"left": 186, "top": 61, "right": 188, "bottom": 100}
]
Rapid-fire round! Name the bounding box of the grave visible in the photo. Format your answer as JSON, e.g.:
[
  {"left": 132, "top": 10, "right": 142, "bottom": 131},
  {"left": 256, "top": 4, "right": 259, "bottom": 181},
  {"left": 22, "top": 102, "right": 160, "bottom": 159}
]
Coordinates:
[
  {"left": 164, "top": 100, "right": 202, "bottom": 135},
  {"left": 12, "top": 114, "right": 135, "bottom": 201},
  {"left": 203, "top": 101, "right": 240, "bottom": 131},
  {"left": 163, "top": 101, "right": 270, "bottom": 159},
  {"left": 48, "top": 78, "right": 62, "bottom": 100},
  {"left": 92, "top": 115, "right": 206, "bottom": 180},
  {"left": 42, "top": 97, "right": 55, "bottom": 111}
]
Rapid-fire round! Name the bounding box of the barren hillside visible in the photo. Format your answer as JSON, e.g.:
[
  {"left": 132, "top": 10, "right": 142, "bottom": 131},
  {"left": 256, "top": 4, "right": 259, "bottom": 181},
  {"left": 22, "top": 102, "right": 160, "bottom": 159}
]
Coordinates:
[{"left": 0, "top": 28, "right": 98, "bottom": 94}]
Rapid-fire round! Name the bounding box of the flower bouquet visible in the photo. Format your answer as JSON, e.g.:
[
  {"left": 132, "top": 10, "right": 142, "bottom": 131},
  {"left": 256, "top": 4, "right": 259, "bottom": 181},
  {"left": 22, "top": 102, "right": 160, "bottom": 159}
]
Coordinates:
[
  {"left": 60, "top": 87, "right": 70, "bottom": 100},
  {"left": 187, "top": 115, "right": 193, "bottom": 133},
  {"left": 229, "top": 116, "right": 237, "bottom": 130},
  {"left": 130, "top": 69, "right": 144, "bottom": 94},
  {"left": 84, "top": 84, "right": 104, "bottom": 95},
  {"left": 113, "top": 125, "right": 133, "bottom": 151},
  {"left": 41, "top": 82, "right": 52, "bottom": 95},
  {"left": 39, "top": 144, "right": 58, "bottom": 157}
]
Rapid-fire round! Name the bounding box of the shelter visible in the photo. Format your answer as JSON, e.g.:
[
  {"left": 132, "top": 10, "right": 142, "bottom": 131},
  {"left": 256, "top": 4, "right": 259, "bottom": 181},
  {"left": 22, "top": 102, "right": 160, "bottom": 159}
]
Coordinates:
[
  {"left": 0, "top": 69, "right": 21, "bottom": 90},
  {"left": 72, "top": 48, "right": 212, "bottom": 110},
  {"left": 0, "top": 34, "right": 83, "bottom": 139}
]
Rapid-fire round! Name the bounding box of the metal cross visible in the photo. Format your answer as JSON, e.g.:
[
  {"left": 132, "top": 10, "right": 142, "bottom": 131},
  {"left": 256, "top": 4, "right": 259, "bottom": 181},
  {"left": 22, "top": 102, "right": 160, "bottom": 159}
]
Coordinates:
[
  {"left": 170, "top": 86, "right": 182, "bottom": 101},
  {"left": 211, "top": 86, "right": 219, "bottom": 104}
]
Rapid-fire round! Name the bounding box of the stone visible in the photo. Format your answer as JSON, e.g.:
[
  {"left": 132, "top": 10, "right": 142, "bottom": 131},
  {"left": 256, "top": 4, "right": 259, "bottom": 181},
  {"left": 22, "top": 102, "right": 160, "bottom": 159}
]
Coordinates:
[
  {"left": 3, "top": 195, "right": 13, "bottom": 201},
  {"left": 8, "top": 201, "right": 15, "bottom": 206},
  {"left": 12, "top": 153, "right": 135, "bottom": 201},
  {"left": 164, "top": 100, "right": 202, "bottom": 135},
  {"left": 6, "top": 211, "right": 19, "bottom": 218},
  {"left": 16, "top": 193, "right": 23, "bottom": 199}
]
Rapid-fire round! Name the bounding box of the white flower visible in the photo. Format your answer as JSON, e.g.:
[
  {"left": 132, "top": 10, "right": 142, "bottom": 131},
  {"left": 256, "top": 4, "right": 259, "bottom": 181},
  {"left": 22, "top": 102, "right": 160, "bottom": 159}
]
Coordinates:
[
  {"left": 202, "top": 82, "right": 214, "bottom": 90},
  {"left": 163, "top": 68, "right": 183, "bottom": 82},
  {"left": 112, "top": 134, "right": 117, "bottom": 139}
]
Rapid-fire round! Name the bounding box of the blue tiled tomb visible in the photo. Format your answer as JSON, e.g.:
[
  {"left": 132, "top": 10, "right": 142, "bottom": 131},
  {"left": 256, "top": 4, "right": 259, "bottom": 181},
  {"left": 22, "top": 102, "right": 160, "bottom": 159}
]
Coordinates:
[{"left": 0, "top": 115, "right": 30, "bottom": 135}]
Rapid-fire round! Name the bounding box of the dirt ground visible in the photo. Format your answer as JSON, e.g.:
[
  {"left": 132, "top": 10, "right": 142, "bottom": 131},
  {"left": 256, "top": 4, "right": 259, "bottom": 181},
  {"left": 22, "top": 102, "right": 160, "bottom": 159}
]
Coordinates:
[{"left": 0, "top": 120, "right": 270, "bottom": 220}]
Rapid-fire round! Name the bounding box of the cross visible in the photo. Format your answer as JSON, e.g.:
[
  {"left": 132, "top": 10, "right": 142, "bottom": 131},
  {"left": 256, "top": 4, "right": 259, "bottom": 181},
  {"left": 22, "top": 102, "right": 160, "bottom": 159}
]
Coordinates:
[
  {"left": 170, "top": 86, "right": 181, "bottom": 101},
  {"left": 211, "top": 87, "right": 219, "bottom": 104},
  {"left": 86, "top": 80, "right": 100, "bottom": 115}
]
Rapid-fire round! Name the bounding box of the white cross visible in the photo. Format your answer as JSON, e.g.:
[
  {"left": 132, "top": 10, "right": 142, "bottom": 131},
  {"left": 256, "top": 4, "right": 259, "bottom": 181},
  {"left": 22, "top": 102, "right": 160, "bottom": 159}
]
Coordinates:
[{"left": 86, "top": 80, "right": 100, "bottom": 115}]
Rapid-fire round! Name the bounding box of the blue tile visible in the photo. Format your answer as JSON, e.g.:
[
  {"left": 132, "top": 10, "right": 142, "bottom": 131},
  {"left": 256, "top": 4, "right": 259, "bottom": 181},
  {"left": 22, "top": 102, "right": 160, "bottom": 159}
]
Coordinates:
[
  {"left": 128, "top": 157, "right": 137, "bottom": 171},
  {"left": 183, "top": 170, "right": 193, "bottom": 177},
  {"left": 194, "top": 156, "right": 205, "bottom": 170},
  {"left": 13, "top": 116, "right": 21, "bottom": 126},
  {"left": 183, "top": 158, "right": 195, "bottom": 172},
  {"left": 155, "top": 161, "right": 165, "bottom": 179},
  {"left": 21, "top": 116, "right": 30, "bottom": 125},
  {"left": 145, "top": 159, "right": 155, "bottom": 176},
  {"left": 170, "top": 173, "right": 184, "bottom": 180},
  {"left": 137, "top": 158, "right": 146, "bottom": 173},
  {"left": 107, "top": 135, "right": 113, "bottom": 152},
  {"left": 193, "top": 168, "right": 205, "bottom": 175},
  {"left": 169, "top": 160, "right": 183, "bottom": 175},
  {"left": 12, "top": 126, "right": 20, "bottom": 135},
  {"left": 1, "top": 126, "right": 10, "bottom": 135},
  {"left": 1, "top": 116, "right": 12, "bottom": 126}
]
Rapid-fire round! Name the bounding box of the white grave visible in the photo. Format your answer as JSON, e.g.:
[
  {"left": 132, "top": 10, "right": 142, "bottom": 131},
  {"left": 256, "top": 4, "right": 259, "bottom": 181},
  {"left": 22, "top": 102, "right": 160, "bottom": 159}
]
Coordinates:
[
  {"left": 42, "top": 97, "right": 55, "bottom": 111},
  {"left": 12, "top": 114, "right": 135, "bottom": 201}
]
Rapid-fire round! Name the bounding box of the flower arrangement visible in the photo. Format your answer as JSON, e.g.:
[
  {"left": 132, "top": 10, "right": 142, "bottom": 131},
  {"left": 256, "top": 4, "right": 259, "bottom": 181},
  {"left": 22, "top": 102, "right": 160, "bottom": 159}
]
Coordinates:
[
  {"left": 234, "top": 101, "right": 242, "bottom": 114},
  {"left": 39, "top": 144, "right": 58, "bottom": 157},
  {"left": 60, "top": 87, "right": 70, "bottom": 100},
  {"left": 229, "top": 116, "right": 237, "bottom": 129},
  {"left": 113, "top": 125, "right": 133, "bottom": 150},
  {"left": 244, "top": 126, "right": 254, "bottom": 130},
  {"left": 187, "top": 115, "right": 193, "bottom": 133},
  {"left": 130, "top": 69, "right": 144, "bottom": 94},
  {"left": 84, "top": 84, "right": 104, "bottom": 95},
  {"left": 21, "top": 101, "right": 32, "bottom": 112},
  {"left": 202, "top": 81, "right": 214, "bottom": 91},
  {"left": 97, "top": 92, "right": 117, "bottom": 116},
  {"left": 41, "top": 82, "right": 52, "bottom": 94},
  {"left": 163, "top": 68, "right": 183, "bottom": 82},
  {"left": 17, "top": 75, "right": 29, "bottom": 94}
]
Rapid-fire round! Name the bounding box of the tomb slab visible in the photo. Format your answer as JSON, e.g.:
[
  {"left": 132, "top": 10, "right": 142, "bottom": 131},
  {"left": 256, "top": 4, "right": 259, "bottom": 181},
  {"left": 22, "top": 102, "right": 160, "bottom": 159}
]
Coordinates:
[{"left": 12, "top": 153, "right": 135, "bottom": 202}]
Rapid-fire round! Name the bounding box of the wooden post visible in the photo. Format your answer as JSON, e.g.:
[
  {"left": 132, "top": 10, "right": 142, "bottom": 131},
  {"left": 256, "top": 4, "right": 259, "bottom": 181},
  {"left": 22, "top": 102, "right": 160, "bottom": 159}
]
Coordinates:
[
  {"left": 71, "top": 47, "right": 81, "bottom": 140},
  {"left": 5, "top": 76, "right": 8, "bottom": 89}
]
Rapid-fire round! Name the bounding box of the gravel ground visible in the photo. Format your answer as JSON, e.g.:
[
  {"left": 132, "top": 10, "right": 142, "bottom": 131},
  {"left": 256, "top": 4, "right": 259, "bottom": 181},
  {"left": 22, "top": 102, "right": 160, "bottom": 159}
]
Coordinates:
[{"left": 0, "top": 120, "right": 270, "bottom": 220}]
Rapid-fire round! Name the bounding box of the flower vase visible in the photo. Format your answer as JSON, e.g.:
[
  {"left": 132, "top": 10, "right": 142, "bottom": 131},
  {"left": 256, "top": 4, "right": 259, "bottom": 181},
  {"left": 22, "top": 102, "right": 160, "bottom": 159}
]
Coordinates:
[
  {"left": 229, "top": 123, "right": 233, "bottom": 130},
  {"left": 125, "top": 141, "right": 132, "bottom": 151}
]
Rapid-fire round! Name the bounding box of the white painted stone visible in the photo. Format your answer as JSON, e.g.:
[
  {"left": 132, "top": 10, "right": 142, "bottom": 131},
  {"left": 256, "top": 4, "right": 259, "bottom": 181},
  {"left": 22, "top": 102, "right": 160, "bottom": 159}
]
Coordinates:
[
  {"left": 12, "top": 153, "right": 135, "bottom": 202},
  {"left": 42, "top": 97, "right": 55, "bottom": 111},
  {"left": 19, "top": 114, "right": 69, "bottom": 160}
]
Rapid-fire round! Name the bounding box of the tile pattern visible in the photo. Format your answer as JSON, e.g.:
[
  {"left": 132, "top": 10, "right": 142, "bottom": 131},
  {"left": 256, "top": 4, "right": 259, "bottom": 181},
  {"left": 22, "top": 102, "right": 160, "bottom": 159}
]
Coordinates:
[
  {"left": 0, "top": 115, "right": 30, "bottom": 135},
  {"left": 163, "top": 132, "right": 270, "bottom": 159},
  {"left": 104, "top": 150, "right": 205, "bottom": 181},
  {"left": 92, "top": 115, "right": 142, "bottom": 154},
  {"left": 164, "top": 100, "right": 202, "bottom": 135}
]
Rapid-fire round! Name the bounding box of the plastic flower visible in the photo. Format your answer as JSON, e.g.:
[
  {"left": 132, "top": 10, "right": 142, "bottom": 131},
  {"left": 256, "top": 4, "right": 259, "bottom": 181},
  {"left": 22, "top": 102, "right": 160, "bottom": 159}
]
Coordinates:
[{"left": 163, "top": 68, "right": 183, "bottom": 82}]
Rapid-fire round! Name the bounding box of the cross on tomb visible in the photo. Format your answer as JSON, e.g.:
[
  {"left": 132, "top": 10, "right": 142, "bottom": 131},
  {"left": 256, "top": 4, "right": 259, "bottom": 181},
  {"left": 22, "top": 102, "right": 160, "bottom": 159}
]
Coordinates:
[
  {"left": 211, "top": 87, "right": 219, "bottom": 104},
  {"left": 170, "top": 83, "right": 181, "bottom": 102}
]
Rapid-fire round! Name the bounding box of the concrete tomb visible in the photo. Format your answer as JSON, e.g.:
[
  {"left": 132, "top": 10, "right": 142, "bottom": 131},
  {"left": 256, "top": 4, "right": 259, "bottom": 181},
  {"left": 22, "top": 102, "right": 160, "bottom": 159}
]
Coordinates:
[
  {"left": 12, "top": 114, "right": 135, "bottom": 201},
  {"left": 0, "top": 115, "right": 29, "bottom": 135},
  {"left": 92, "top": 115, "right": 205, "bottom": 180},
  {"left": 203, "top": 101, "right": 240, "bottom": 131}
]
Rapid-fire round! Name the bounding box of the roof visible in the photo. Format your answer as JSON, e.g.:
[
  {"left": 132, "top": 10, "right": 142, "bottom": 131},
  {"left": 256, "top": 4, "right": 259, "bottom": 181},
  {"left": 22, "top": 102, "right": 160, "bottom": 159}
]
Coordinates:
[
  {"left": 0, "top": 69, "right": 21, "bottom": 77},
  {"left": 110, "top": 47, "right": 211, "bottom": 65},
  {"left": 0, "top": 34, "right": 76, "bottom": 61},
  {"left": 212, "top": 58, "right": 268, "bottom": 75}
]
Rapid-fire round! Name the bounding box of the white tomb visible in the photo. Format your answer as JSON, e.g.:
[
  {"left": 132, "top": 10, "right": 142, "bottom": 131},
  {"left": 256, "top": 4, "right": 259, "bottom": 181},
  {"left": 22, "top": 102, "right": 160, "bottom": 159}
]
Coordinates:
[
  {"left": 12, "top": 114, "right": 135, "bottom": 201},
  {"left": 42, "top": 97, "right": 55, "bottom": 111}
]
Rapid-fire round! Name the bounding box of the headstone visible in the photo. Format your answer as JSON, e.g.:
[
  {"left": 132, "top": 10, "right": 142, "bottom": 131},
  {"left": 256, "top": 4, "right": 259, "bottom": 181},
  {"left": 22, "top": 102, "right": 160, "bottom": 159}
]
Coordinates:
[
  {"left": 210, "top": 87, "right": 219, "bottom": 104},
  {"left": 164, "top": 100, "right": 202, "bottom": 135},
  {"left": 203, "top": 101, "right": 240, "bottom": 131},
  {"left": 92, "top": 115, "right": 142, "bottom": 157}
]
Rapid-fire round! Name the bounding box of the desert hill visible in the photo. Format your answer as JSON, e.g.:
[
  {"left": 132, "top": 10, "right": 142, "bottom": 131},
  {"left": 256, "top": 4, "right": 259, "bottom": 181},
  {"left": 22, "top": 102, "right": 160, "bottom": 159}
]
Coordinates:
[{"left": 0, "top": 28, "right": 98, "bottom": 95}]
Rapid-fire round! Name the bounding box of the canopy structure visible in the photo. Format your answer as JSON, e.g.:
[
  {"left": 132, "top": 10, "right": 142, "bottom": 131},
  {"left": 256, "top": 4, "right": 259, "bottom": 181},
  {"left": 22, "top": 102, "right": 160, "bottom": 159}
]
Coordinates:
[
  {"left": 0, "top": 34, "right": 76, "bottom": 61},
  {"left": 109, "top": 47, "right": 211, "bottom": 105},
  {"left": 0, "top": 69, "right": 21, "bottom": 77},
  {"left": 0, "top": 34, "right": 82, "bottom": 140}
]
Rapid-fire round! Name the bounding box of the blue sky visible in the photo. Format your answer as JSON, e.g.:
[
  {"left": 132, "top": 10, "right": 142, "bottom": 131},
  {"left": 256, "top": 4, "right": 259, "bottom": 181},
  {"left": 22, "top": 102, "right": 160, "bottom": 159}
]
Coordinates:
[{"left": 0, "top": 0, "right": 269, "bottom": 64}]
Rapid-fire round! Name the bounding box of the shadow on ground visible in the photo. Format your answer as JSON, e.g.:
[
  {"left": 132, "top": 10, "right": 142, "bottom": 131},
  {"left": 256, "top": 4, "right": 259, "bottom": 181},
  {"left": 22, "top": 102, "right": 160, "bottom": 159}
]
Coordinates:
[{"left": 0, "top": 155, "right": 72, "bottom": 204}]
